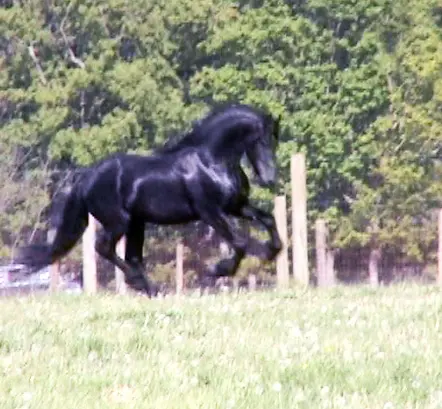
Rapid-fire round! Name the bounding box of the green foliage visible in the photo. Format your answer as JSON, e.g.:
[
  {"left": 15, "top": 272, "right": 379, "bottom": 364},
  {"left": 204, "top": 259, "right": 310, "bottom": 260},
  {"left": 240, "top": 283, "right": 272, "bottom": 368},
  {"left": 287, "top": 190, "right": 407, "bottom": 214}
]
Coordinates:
[
  {"left": 0, "top": 138, "right": 49, "bottom": 258},
  {"left": 332, "top": 0, "right": 442, "bottom": 261}
]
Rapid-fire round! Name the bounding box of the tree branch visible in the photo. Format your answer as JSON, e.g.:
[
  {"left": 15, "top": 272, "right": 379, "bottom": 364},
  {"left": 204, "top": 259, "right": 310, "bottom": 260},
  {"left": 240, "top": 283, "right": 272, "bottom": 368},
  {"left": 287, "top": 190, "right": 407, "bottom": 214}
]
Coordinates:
[
  {"left": 27, "top": 43, "right": 47, "bottom": 85},
  {"left": 60, "top": 2, "right": 86, "bottom": 69}
]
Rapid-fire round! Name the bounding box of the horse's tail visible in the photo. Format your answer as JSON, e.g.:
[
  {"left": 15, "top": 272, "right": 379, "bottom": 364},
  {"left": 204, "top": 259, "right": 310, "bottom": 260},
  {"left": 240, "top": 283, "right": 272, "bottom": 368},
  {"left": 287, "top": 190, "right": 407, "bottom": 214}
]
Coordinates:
[{"left": 17, "top": 183, "right": 89, "bottom": 272}]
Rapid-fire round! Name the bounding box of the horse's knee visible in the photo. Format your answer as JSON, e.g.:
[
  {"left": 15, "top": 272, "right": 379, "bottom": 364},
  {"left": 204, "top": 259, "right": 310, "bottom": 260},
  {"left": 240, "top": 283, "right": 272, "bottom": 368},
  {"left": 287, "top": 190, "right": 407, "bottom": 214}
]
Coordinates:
[{"left": 94, "top": 232, "right": 113, "bottom": 259}]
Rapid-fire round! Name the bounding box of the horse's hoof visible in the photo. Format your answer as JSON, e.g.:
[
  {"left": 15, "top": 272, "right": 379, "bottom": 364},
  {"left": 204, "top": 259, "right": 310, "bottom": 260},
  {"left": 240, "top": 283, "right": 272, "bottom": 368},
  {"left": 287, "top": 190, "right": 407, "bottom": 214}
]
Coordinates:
[
  {"left": 149, "top": 284, "right": 160, "bottom": 297},
  {"left": 126, "top": 276, "right": 158, "bottom": 297}
]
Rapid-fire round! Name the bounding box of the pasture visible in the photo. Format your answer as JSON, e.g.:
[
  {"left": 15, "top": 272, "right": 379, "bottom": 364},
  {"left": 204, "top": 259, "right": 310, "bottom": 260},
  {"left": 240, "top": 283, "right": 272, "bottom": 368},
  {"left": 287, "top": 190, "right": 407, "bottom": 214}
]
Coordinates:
[{"left": 1, "top": 284, "right": 441, "bottom": 409}]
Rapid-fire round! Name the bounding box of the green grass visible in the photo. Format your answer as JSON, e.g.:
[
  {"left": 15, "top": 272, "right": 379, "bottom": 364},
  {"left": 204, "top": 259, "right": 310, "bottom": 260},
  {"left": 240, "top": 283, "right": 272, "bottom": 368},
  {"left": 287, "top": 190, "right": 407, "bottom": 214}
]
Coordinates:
[{"left": 1, "top": 284, "right": 442, "bottom": 409}]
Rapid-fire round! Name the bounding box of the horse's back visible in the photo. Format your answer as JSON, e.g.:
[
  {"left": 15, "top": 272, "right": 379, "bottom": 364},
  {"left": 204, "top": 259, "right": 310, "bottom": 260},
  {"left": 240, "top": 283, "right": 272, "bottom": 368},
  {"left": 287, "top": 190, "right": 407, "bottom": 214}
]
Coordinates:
[{"left": 118, "top": 152, "right": 199, "bottom": 224}]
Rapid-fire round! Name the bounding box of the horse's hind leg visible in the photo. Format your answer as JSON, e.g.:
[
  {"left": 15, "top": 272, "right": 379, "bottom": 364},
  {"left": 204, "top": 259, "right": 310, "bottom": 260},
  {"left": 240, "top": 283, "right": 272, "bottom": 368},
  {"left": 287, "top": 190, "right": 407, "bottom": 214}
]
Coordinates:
[
  {"left": 124, "top": 219, "right": 158, "bottom": 295},
  {"left": 124, "top": 219, "right": 145, "bottom": 270},
  {"left": 199, "top": 210, "right": 248, "bottom": 279},
  {"left": 94, "top": 218, "right": 154, "bottom": 296}
]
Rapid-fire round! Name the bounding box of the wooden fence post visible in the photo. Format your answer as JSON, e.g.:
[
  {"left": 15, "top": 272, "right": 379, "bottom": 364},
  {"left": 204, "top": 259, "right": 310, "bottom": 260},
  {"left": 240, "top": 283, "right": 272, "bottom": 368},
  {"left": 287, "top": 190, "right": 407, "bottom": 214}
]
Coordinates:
[
  {"left": 274, "top": 195, "right": 289, "bottom": 289},
  {"left": 315, "top": 219, "right": 335, "bottom": 287},
  {"left": 315, "top": 219, "right": 327, "bottom": 287},
  {"left": 115, "top": 236, "right": 127, "bottom": 294},
  {"left": 48, "top": 228, "right": 60, "bottom": 292},
  {"left": 291, "top": 153, "right": 309, "bottom": 286},
  {"left": 369, "top": 248, "right": 381, "bottom": 287},
  {"left": 176, "top": 242, "right": 184, "bottom": 295},
  {"left": 82, "top": 214, "right": 97, "bottom": 294},
  {"left": 326, "top": 249, "right": 336, "bottom": 287},
  {"left": 248, "top": 274, "right": 257, "bottom": 291},
  {"left": 232, "top": 277, "right": 239, "bottom": 293},
  {"left": 438, "top": 209, "right": 442, "bottom": 286},
  {"left": 49, "top": 262, "right": 60, "bottom": 292}
]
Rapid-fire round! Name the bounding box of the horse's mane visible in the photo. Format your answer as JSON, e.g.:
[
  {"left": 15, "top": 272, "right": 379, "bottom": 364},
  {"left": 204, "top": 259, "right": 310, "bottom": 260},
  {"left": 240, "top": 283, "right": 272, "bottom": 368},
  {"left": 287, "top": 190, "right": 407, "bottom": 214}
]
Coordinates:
[
  {"left": 155, "top": 103, "right": 268, "bottom": 154},
  {"left": 155, "top": 125, "right": 204, "bottom": 154}
]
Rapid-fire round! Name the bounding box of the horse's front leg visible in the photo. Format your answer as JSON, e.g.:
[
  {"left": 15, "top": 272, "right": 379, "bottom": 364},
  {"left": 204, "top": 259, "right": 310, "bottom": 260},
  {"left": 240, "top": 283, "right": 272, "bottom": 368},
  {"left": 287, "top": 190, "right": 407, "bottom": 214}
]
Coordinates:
[
  {"left": 200, "top": 211, "right": 248, "bottom": 278},
  {"left": 237, "top": 204, "right": 283, "bottom": 261}
]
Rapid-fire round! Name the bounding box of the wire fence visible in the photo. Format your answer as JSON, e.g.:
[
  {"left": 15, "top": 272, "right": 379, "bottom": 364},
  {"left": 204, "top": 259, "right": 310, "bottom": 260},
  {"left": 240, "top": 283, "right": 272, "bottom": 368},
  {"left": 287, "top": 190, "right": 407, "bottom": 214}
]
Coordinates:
[{"left": 1, "top": 153, "right": 441, "bottom": 297}]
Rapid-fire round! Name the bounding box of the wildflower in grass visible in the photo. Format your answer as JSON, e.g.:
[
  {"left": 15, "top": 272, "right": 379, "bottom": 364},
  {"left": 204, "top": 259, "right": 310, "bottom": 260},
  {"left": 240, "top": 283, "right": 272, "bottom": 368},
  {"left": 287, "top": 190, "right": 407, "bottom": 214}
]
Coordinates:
[
  {"left": 22, "top": 391, "right": 32, "bottom": 402},
  {"left": 294, "top": 389, "right": 306, "bottom": 403},
  {"left": 279, "top": 358, "right": 292, "bottom": 368},
  {"left": 411, "top": 378, "right": 421, "bottom": 389},
  {"left": 109, "top": 385, "right": 135, "bottom": 404},
  {"left": 335, "top": 395, "right": 347, "bottom": 407},
  {"left": 254, "top": 385, "right": 264, "bottom": 395},
  {"left": 226, "top": 398, "right": 235, "bottom": 408},
  {"left": 320, "top": 386, "right": 330, "bottom": 396},
  {"left": 290, "top": 325, "right": 302, "bottom": 338},
  {"left": 272, "top": 382, "right": 282, "bottom": 392},
  {"left": 374, "top": 347, "right": 385, "bottom": 360}
]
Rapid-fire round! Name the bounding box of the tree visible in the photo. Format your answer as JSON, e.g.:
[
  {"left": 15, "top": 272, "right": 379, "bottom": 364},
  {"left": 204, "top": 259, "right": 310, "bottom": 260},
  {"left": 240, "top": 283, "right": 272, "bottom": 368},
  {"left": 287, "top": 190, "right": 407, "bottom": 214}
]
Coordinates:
[
  {"left": 0, "top": 138, "right": 50, "bottom": 260},
  {"left": 332, "top": 0, "right": 442, "bottom": 283}
]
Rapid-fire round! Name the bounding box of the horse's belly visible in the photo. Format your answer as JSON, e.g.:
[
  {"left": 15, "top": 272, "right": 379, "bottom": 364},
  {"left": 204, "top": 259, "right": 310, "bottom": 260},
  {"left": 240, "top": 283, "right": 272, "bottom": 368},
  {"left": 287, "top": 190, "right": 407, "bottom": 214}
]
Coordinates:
[{"left": 132, "top": 186, "right": 197, "bottom": 224}]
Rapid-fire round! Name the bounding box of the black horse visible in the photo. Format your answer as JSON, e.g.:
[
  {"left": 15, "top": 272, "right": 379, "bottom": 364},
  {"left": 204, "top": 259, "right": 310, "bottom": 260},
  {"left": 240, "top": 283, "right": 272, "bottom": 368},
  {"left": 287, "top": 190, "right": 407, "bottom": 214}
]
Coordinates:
[{"left": 18, "top": 103, "right": 282, "bottom": 296}]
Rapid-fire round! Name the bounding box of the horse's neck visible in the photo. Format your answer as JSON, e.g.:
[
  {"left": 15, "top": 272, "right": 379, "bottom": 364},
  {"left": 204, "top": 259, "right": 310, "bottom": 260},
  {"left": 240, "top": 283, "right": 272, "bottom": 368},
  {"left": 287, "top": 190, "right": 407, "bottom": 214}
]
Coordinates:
[{"left": 206, "top": 131, "right": 247, "bottom": 162}]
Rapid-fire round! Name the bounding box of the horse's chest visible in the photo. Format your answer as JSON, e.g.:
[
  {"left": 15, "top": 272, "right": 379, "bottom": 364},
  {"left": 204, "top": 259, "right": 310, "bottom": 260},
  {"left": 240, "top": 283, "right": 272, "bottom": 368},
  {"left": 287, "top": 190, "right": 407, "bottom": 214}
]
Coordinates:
[
  {"left": 218, "top": 173, "right": 237, "bottom": 196},
  {"left": 207, "top": 166, "right": 246, "bottom": 198}
]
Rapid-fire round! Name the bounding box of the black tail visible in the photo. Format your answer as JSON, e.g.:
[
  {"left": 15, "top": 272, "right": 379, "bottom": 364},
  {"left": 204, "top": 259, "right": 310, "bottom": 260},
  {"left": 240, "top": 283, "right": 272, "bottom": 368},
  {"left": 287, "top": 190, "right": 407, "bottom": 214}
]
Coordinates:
[{"left": 17, "top": 184, "right": 88, "bottom": 272}]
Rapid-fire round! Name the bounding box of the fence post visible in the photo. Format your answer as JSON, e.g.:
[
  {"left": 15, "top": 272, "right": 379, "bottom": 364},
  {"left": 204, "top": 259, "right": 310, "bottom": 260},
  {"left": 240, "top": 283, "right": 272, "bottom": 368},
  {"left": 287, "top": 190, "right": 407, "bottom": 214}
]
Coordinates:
[
  {"left": 49, "top": 262, "right": 60, "bottom": 292},
  {"left": 438, "top": 209, "right": 442, "bottom": 286},
  {"left": 316, "top": 219, "right": 335, "bottom": 287},
  {"left": 48, "top": 228, "right": 60, "bottom": 292},
  {"left": 248, "top": 274, "right": 257, "bottom": 291},
  {"left": 232, "top": 277, "right": 239, "bottom": 293},
  {"left": 291, "top": 153, "right": 309, "bottom": 286},
  {"left": 115, "top": 236, "right": 127, "bottom": 294},
  {"left": 274, "top": 195, "right": 289, "bottom": 289},
  {"left": 369, "top": 248, "right": 381, "bottom": 287},
  {"left": 82, "top": 214, "right": 97, "bottom": 294},
  {"left": 176, "top": 242, "right": 184, "bottom": 295}
]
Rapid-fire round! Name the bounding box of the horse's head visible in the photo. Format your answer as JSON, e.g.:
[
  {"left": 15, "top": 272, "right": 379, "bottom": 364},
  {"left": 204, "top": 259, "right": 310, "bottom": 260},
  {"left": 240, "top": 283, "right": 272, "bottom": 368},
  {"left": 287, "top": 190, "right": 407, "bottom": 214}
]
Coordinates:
[
  {"left": 245, "top": 112, "right": 280, "bottom": 188},
  {"left": 172, "top": 104, "right": 281, "bottom": 187}
]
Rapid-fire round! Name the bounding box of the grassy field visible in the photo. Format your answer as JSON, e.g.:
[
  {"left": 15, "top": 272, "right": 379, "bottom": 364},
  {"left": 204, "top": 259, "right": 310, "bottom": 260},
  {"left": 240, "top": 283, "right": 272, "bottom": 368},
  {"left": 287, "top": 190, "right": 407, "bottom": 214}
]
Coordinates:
[{"left": 1, "top": 285, "right": 442, "bottom": 409}]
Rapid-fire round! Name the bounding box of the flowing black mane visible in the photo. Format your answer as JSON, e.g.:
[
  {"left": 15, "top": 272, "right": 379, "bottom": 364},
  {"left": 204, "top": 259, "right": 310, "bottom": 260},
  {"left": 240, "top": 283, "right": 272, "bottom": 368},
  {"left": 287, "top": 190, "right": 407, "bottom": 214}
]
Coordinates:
[
  {"left": 156, "top": 103, "right": 272, "bottom": 154},
  {"left": 156, "top": 128, "right": 200, "bottom": 154}
]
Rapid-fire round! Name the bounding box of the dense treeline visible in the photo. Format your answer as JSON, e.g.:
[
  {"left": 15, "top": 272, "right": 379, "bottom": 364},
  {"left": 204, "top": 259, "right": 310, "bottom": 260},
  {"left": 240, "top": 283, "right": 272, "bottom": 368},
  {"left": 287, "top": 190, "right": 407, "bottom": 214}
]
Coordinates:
[{"left": 1, "top": 0, "right": 441, "bottom": 282}]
